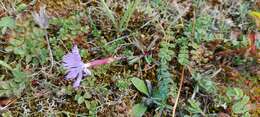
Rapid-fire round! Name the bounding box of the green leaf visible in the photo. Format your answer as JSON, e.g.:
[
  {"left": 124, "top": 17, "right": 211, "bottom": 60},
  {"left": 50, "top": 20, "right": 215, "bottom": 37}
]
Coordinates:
[
  {"left": 186, "top": 99, "right": 203, "bottom": 114},
  {"left": 144, "top": 55, "right": 153, "bottom": 64},
  {"left": 14, "top": 48, "right": 26, "bottom": 56},
  {"left": 85, "top": 100, "right": 91, "bottom": 109},
  {"left": 155, "top": 41, "right": 176, "bottom": 101},
  {"left": 132, "top": 103, "right": 147, "bottom": 117},
  {"left": 232, "top": 96, "right": 249, "bottom": 114},
  {"left": 77, "top": 96, "right": 85, "bottom": 105},
  {"left": 1, "top": 83, "right": 10, "bottom": 90},
  {"left": 226, "top": 87, "right": 243, "bottom": 101},
  {"left": 131, "top": 77, "right": 149, "bottom": 96},
  {"left": 119, "top": 0, "right": 140, "bottom": 31},
  {"left": 1, "top": 111, "right": 12, "bottom": 117},
  {"left": 177, "top": 45, "right": 189, "bottom": 65},
  {"left": 16, "top": 3, "right": 27, "bottom": 12},
  {"left": 242, "top": 112, "right": 250, "bottom": 117},
  {"left": 83, "top": 91, "right": 92, "bottom": 99},
  {"left": 195, "top": 74, "right": 217, "bottom": 94},
  {"left": 256, "top": 38, "right": 260, "bottom": 49},
  {"left": 12, "top": 70, "right": 27, "bottom": 82},
  {"left": 0, "top": 17, "right": 15, "bottom": 28},
  {"left": 9, "top": 81, "right": 16, "bottom": 88},
  {"left": 0, "top": 75, "right": 4, "bottom": 80},
  {"left": 65, "top": 86, "right": 73, "bottom": 95},
  {"left": 0, "top": 60, "right": 13, "bottom": 71},
  {"left": 100, "top": 0, "right": 117, "bottom": 29},
  {"left": 116, "top": 79, "right": 129, "bottom": 91}
]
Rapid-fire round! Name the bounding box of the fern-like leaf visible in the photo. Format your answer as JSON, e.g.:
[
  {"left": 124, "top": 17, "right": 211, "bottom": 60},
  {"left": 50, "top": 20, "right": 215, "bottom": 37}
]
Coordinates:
[{"left": 153, "top": 42, "right": 177, "bottom": 101}]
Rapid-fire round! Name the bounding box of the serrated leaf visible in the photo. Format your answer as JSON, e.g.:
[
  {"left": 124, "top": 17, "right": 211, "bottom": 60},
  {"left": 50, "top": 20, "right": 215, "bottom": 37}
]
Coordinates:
[
  {"left": 198, "top": 78, "right": 217, "bottom": 94},
  {"left": 226, "top": 87, "right": 243, "bottom": 100},
  {"left": 16, "top": 3, "right": 27, "bottom": 12},
  {"left": 132, "top": 103, "right": 147, "bottom": 117},
  {"left": 0, "top": 60, "right": 13, "bottom": 71},
  {"left": 0, "top": 16, "right": 15, "bottom": 28},
  {"left": 186, "top": 99, "right": 203, "bottom": 114},
  {"left": 1, "top": 83, "right": 10, "bottom": 89},
  {"left": 12, "top": 70, "right": 27, "bottom": 82},
  {"left": 9, "top": 81, "right": 16, "bottom": 88},
  {"left": 131, "top": 77, "right": 149, "bottom": 96},
  {"left": 232, "top": 96, "right": 249, "bottom": 114}
]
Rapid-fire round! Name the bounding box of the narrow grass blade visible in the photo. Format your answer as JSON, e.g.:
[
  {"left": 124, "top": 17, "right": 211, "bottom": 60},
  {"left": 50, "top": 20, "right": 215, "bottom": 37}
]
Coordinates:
[
  {"left": 99, "top": 0, "right": 117, "bottom": 29},
  {"left": 119, "top": 0, "right": 140, "bottom": 31}
]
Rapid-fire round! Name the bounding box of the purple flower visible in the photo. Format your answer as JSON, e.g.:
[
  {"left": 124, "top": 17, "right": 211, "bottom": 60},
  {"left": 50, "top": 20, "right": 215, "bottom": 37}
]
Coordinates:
[{"left": 63, "top": 45, "right": 91, "bottom": 88}]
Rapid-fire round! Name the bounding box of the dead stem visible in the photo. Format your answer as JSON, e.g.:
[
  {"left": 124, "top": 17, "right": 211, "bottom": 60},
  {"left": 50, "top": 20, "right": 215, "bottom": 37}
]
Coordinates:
[
  {"left": 45, "top": 32, "right": 54, "bottom": 72},
  {"left": 0, "top": 96, "right": 17, "bottom": 111},
  {"left": 172, "top": 67, "right": 185, "bottom": 117}
]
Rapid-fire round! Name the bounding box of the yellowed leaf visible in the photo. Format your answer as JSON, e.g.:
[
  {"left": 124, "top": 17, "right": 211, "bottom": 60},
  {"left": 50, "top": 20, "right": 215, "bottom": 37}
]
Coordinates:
[{"left": 249, "top": 11, "right": 260, "bottom": 29}]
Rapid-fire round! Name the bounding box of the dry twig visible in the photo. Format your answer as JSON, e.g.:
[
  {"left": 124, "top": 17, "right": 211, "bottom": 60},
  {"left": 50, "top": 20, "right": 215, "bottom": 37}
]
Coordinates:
[{"left": 172, "top": 67, "right": 185, "bottom": 117}]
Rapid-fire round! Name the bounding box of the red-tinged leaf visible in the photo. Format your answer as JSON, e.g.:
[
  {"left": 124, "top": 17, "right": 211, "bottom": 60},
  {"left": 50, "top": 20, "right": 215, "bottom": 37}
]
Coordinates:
[
  {"left": 248, "top": 33, "right": 256, "bottom": 42},
  {"left": 244, "top": 80, "right": 251, "bottom": 86},
  {"left": 248, "top": 33, "right": 257, "bottom": 55},
  {"left": 250, "top": 45, "right": 257, "bottom": 55},
  {"left": 31, "top": 80, "right": 39, "bottom": 86}
]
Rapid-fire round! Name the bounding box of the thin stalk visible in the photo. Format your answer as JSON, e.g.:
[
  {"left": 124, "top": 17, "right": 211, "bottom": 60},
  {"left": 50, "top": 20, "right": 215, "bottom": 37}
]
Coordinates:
[
  {"left": 172, "top": 67, "right": 185, "bottom": 117},
  {"left": 45, "top": 32, "right": 54, "bottom": 72}
]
